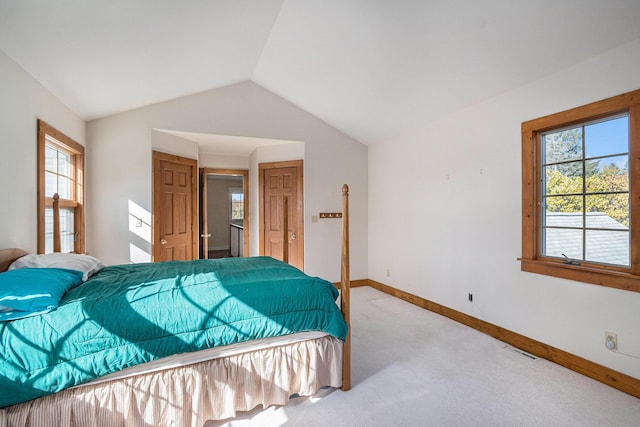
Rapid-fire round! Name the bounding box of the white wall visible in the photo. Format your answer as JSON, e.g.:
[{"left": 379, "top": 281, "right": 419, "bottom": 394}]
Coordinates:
[
  {"left": 87, "top": 81, "right": 368, "bottom": 282},
  {"left": 151, "top": 130, "right": 199, "bottom": 159},
  {"left": 200, "top": 153, "right": 249, "bottom": 169},
  {"left": 368, "top": 39, "right": 640, "bottom": 379},
  {"left": 0, "top": 50, "right": 85, "bottom": 252}
]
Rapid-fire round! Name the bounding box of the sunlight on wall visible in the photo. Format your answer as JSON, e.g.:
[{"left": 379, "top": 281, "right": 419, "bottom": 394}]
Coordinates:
[
  {"left": 128, "top": 200, "right": 151, "bottom": 263},
  {"left": 128, "top": 200, "right": 151, "bottom": 242},
  {"left": 129, "top": 243, "right": 151, "bottom": 264}
]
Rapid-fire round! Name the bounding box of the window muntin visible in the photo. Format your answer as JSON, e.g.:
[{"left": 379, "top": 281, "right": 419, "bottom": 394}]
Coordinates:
[{"left": 540, "top": 115, "right": 630, "bottom": 267}]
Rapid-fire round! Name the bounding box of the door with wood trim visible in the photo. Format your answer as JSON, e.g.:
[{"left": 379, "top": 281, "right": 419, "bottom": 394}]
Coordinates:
[
  {"left": 199, "top": 169, "right": 210, "bottom": 259},
  {"left": 152, "top": 151, "right": 198, "bottom": 262},
  {"left": 259, "top": 161, "right": 303, "bottom": 269}
]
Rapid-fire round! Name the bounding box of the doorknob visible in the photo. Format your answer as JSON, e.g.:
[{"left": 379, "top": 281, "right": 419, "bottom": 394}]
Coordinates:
[
  {"left": 201, "top": 234, "right": 211, "bottom": 238},
  {"left": 291, "top": 233, "right": 296, "bottom": 240},
  {"left": 160, "top": 239, "right": 167, "bottom": 245}
]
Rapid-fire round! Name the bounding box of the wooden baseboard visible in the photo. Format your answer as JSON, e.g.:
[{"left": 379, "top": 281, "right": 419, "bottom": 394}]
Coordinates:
[
  {"left": 363, "top": 279, "right": 640, "bottom": 399},
  {"left": 349, "top": 279, "right": 369, "bottom": 288},
  {"left": 333, "top": 279, "right": 369, "bottom": 289}
]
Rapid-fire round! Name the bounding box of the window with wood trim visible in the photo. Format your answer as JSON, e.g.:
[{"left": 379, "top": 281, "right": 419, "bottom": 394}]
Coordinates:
[
  {"left": 37, "top": 120, "right": 85, "bottom": 254},
  {"left": 229, "top": 187, "right": 244, "bottom": 220},
  {"left": 521, "top": 89, "right": 640, "bottom": 293}
]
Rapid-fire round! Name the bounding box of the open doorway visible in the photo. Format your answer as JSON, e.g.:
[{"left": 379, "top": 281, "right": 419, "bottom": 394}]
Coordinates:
[{"left": 199, "top": 168, "right": 249, "bottom": 259}]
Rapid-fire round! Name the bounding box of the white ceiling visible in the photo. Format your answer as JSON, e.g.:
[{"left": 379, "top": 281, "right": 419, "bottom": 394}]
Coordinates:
[{"left": 2, "top": 0, "right": 640, "bottom": 146}]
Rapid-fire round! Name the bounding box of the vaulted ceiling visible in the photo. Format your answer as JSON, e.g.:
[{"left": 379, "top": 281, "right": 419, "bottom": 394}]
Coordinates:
[{"left": 2, "top": 0, "right": 640, "bottom": 145}]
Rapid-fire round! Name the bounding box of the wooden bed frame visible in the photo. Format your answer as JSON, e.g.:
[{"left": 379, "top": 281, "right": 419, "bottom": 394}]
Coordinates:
[
  {"left": 0, "top": 185, "right": 351, "bottom": 425},
  {"left": 282, "top": 184, "right": 351, "bottom": 390}
]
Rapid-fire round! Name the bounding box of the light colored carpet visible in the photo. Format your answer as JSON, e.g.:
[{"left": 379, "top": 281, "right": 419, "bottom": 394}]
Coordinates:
[{"left": 209, "top": 286, "right": 640, "bottom": 426}]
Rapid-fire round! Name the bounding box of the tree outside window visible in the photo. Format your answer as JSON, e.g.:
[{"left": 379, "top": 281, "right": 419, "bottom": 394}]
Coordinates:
[
  {"left": 541, "top": 115, "right": 629, "bottom": 266},
  {"left": 230, "top": 188, "right": 244, "bottom": 220}
]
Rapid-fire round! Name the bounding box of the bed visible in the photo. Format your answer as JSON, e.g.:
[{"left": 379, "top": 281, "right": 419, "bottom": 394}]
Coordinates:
[{"left": 0, "top": 186, "right": 352, "bottom": 427}]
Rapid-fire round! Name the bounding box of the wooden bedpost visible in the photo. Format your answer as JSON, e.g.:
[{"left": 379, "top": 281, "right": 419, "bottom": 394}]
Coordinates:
[
  {"left": 52, "top": 193, "right": 61, "bottom": 253},
  {"left": 341, "top": 184, "right": 351, "bottom": 391},
  {"left": 283, "top": 195, "right": 289, "bottom": 264}
]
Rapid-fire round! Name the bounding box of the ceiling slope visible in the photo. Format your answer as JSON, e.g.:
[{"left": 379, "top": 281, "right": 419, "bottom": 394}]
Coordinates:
[
  {"left": 0, "top": 0, "right": 284, "bottom": 120},
  {"left": 253, "top": 0, "right": 640, "bottom": 145},
  {"left": 2, "top": 1, "right": 640, "bottom": 145}
]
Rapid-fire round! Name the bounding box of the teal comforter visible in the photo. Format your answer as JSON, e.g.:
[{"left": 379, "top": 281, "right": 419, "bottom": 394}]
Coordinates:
[{"left": 0, "top": 256, "right": 347, "bottom": 408}]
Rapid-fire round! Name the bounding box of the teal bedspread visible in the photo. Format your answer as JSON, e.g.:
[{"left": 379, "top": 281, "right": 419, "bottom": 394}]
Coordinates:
[{"left": 0, "top": 256, "right": 347, "bottom": 408}]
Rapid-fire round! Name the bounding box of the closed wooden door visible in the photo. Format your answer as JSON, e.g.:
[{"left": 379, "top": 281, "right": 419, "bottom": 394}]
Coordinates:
[
  {"left": 153, "top": 151, "right": 197, "bottom": 262},
  {"left": 260, "top": 161, "right": 303, "bottom": 269}
]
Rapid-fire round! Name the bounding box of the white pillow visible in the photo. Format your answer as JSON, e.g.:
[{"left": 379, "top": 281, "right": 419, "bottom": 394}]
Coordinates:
[{"left": 8, "top": 253, "right": 104, "bottom": 281}]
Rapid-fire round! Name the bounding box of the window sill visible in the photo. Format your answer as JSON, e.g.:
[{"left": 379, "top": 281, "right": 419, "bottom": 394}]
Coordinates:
[{"left": 520, "top": 258, "right": 640, "bottom": 293}]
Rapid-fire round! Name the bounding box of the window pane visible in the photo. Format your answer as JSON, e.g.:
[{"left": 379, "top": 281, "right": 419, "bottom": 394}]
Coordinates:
[
  {"left": 58, "top": 176, "right": 71, "bottom": 199},
  {"left": 585, "top": 195, "right": 629, "bottom": 228},
  {"left": 585, "top": 155, "right": 629, "bottom": 193},
  {"left": 230, "top": 189, "right": 244, "bottom": 220},
  {"left": 58, "top": 151, "right": 71, "bottom": 177},
  {"left": 543, "top": 201, "right": 584, "bottom": 260},
  {"left": 544, "top": 227, "right": 583, "bottom": 260},
  {"left": 43, "top": 207, "right": 75, "bottom": 254},
  {"left": 45, "top": 146, "right": 57, "bottom": 172},
  {"left": 60, "top": 208, "right": 75, "bottom": 253},
  {"left": 231, "top": 202, "right": 244, "bottom": 220},
  {"left": 543, "top": 127, "right": 583, "bottom": 164},
  {"left": 544, "top": 195, "right": 582, "bottom": 218},
  {"left": 544, "top": 163, "right": 582, "bottom": 195},
  {"left": 585, "top": 229, "right": 629, "bottom": 266},
  {"left": 585, "top": 115, "right": 628, "bottom": 158},
  {"left": 44, "top": 207, "right": 53, "bottom": 254},
  {"left": 45, "top": 171, "right": 57, "bottom": 197}
]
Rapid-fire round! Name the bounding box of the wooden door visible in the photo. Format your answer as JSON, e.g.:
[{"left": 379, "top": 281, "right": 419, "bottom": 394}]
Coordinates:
[
  {"left": 152, "top": 151, "right": 197, "bottom": 262},
  {"left": 259, "top": 161, "right": 303, "bottom": 269}
]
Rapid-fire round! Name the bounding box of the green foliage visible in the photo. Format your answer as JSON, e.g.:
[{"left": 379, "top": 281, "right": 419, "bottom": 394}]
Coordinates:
[
  {"left": 544, "top": 126, "right": 629, "bottom": 227},
  {"left": 545, "top": 162, "right": 629, "bottom": 227}
]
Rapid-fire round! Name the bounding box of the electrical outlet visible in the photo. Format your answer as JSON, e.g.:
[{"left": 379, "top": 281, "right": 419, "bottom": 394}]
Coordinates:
[
  {"left": 605, "top": 331, "right": 617, "bottom": 351},
  {"left": 386, "top": 269, "right": 390, "bottom": 277},
  {"left": 468, "top": 293, "right": 473, "bottom": 302}
]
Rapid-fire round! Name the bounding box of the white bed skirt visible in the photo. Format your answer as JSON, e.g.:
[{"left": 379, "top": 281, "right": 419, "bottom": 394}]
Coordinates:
[{"left": 0, "top": 336, "right": 343, "bottom": 427}]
